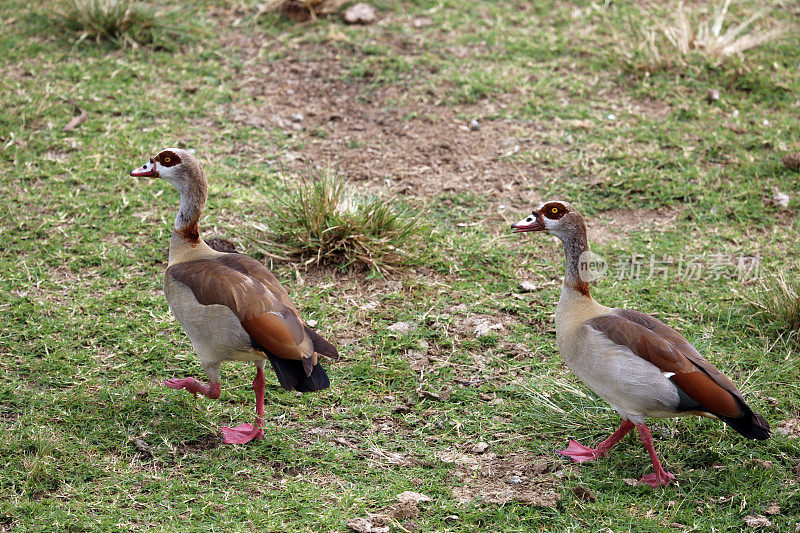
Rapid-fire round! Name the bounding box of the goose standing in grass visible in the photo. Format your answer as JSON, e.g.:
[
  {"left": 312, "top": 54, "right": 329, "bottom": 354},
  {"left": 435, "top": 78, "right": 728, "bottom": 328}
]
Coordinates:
[
  {"left": 131, "top": 148, "right": 337, "bottom": 444},
  {"left": 511, "top": 201, "right": 769, "bottom": 486}
]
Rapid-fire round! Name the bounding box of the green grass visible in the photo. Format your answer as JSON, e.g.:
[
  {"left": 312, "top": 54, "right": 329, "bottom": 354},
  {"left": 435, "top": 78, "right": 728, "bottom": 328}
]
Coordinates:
[{"left": 1, "top": 0, "right": 799, "bottom": 530}]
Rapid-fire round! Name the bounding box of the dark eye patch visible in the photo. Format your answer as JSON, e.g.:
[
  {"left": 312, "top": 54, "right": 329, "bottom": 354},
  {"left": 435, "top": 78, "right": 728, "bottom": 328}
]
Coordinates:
[
  {"left": 541, "top": 202, "right": 567, "bottom": 220},
  {"left": 157, "top": 150, "right": 181, "bottom": 167}
]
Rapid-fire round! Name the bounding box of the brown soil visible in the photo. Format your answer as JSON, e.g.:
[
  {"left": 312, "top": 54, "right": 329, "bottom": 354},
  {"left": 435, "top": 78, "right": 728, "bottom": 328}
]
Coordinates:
[
  {"left": 224, "top": 51, "right": 543, "bottom": 201},
  {"left": 439, "top": 449, "right": 566, "bottom": 507},
  {"left": 587, "top": 207, "right": 680, "bottom": 245}
]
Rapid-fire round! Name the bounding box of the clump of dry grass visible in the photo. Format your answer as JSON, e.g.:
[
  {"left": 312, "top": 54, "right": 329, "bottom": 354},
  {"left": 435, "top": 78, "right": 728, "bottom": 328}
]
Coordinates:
[
  {"left": 56, "top": 0, "right": 159, "bottom": 46},
  {"left": 616, "top": 0, "right": 784, "bottom": 72},
  {"left": 747, "top": 270, "right": 800, "bottom": 342},
  {"left": 259, "top": 170, "right": 430, "bottom": 273},
  {"left": 256, "top": 0, "right": 348, "bottom": 22}
]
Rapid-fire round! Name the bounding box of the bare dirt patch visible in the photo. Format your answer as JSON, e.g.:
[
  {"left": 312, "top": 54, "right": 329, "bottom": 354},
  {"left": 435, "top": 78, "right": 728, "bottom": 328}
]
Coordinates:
[
  {"left": 587, "top": 207, "right": 680, "bottom": 245},
  {"left": 438, "top": 449, "right": 566, "bottom": 507},
  {"left": 224, "top": 52, "right": 544, "bottom": 199},
  {"left": 175, "top": 434, "right": 219, "bottom": 453}
]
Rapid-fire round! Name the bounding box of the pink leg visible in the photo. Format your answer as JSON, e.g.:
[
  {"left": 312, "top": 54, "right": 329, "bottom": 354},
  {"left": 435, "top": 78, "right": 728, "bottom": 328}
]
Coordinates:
[
  {"left": 636, "top": 424, "right": 676, "bottom": 487},
  {"left": 220, "top": 367, "right": 265, "bottom": 444},
  {"left": 558, "top": 420, "right": 635, "bottom": 463},
  {"left": 165, "top": 377, "right": 221, "bottom": 399}
]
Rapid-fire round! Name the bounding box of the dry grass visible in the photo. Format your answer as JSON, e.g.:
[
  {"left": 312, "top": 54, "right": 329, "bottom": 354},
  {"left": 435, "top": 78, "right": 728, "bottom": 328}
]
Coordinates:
[
  {"left": 55, "top": 0, "right": 159, "bottom": 46},
  {"left": 615, "top": 0, "right": 785, "bottom": 72},
  {"left": 256, "top": 0, "right": 348, "bottom": 22},
  {"left": 259, "top": 169, "right": 430, "bottom": 273},
  {"left": 747, "top": 270, "right": 800, "bottom": 341}
]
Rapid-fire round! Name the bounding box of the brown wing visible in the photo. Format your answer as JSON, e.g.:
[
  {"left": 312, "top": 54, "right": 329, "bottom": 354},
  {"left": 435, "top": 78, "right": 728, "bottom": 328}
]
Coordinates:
[
  {"left": 211, "top": 254, "right": 300, "bottom": 313},
  {"left": 588, "top": 310, "right": 743, "bottom": 418},
  {"left": 167, "top": 255, "right": 314, "bottom": 365}
]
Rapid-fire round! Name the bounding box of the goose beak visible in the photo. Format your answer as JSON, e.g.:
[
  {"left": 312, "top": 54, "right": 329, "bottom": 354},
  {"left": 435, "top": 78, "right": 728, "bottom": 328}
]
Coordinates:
[
  {"left": 131, "top": 159, "right": 157, "bottom": 178},
  {"left": 512, "top": 212, "right": 545, "bottom": 233}
]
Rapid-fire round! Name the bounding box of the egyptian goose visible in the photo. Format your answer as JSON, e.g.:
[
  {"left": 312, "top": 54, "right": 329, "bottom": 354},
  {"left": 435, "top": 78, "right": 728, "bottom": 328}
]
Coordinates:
[
  {"left": 131, "top": 148, "right": 337, "bottom": 444},
  {"left": 512, "top": 201, "right": 769, "bottom": 486}
]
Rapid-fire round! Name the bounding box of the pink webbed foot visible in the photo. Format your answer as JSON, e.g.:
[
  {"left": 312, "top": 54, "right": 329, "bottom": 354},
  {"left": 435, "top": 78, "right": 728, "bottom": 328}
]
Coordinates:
[
  {"left": 220, "top": 421, "right": 264, "bottom": 444},
  {"left": 165, "top": 377, "right": 197, "bottom": 391},
  {"left": 558, "top": 439, "right": 607, "bottom": 463},
  {"left": 638, "top": 470, "right": 676, "bottom": 487},
  {"left": 164, "top": 377, "right": 220, "bottom": 399}
]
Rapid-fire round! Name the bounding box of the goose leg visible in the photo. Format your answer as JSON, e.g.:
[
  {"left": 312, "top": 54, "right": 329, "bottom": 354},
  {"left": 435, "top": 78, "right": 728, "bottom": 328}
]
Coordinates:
[
  {"left": 164, "top": 377, "right": 221, "bottom": 399},
  {"left": 636, "top": 424, "right": 675, "bottom": 487},
  {"left": 558, "top": 420, "right": 635, "bottom": 462},
  {"left": 220, "top": 364, "right": 265, "bottom": 444}
]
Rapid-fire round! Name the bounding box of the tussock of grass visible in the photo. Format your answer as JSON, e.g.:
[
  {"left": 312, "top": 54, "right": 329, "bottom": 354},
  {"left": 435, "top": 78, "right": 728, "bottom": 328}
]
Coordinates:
[
  {"left": 261, "top": 170, "right": 429, "bottom": 273},
  {"left": 257, "top": 0, "right": 348, "bottom": 22},
  {"left": 747, "top": 271, "right": 800, "bottom": 341},
  {"left": 56, "top": 0, "right": 159, "bottom": 46},
  {"left": 519, "top": 376, "right": 613, "bottom": 438},
  {"left": 615, "top": 0, "right": 784, "bottom": 72}
]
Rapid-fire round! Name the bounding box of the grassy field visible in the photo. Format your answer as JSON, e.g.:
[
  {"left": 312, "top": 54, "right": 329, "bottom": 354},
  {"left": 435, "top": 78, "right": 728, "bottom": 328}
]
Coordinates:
[{"left": 1, "top": 0, "right": 799, "bottom": 530}]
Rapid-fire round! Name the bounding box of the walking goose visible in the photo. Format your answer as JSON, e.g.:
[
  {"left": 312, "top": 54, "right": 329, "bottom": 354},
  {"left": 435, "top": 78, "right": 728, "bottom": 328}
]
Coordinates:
[
  {"left": 512, "top": 201, "right": 769, "bottom": 486},
  {"left": 131, "top": 148, "right": 337, "bottom": 444}
]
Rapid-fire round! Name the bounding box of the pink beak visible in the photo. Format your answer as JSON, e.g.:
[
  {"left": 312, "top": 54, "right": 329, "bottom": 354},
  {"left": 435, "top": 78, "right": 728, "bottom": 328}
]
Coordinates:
[
  {"left": 511, "top": 212, "right": 545, "bottom": 233},
  {"left": 131, "top": 159, "right": 157, "bottom": 177}
]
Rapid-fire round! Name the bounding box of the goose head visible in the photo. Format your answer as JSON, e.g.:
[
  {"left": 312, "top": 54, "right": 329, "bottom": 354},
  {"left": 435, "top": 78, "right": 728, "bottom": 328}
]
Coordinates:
[
  {"left": 511, "top": 200, "right": 585, "bottom": 242},
  {"left": 130, "top": 148, "right": 205, "bottom": 195}
]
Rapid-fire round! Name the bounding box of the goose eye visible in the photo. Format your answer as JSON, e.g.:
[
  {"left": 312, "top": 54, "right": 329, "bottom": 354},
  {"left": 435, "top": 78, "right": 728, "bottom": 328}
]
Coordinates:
[
  {"left": 163, "top": 157, "right": 171, "bottom": 163},
  {"left": 551, "top": 207, "right": 559, "bottom": 214}
]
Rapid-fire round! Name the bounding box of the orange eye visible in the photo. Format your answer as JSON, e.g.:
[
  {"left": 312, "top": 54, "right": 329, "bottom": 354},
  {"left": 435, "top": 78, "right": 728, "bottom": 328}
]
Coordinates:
[
  {"left": 551, "top": 207, "right": 558, "bottom": 214},
  {"left": 163, "top": 157, "right": 171, "bottom": 163}
]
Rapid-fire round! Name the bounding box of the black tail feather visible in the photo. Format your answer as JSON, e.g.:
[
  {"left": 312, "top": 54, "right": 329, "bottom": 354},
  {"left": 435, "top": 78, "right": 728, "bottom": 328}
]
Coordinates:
[
  {"left": 267, "top": 354, "right": 330, "bottom": 392},
  {"left": 305, "top": 326, "right": 339, "bottom": 360},
  {"left": 720, "top": 411, "right": 770, "bottom": 440}
]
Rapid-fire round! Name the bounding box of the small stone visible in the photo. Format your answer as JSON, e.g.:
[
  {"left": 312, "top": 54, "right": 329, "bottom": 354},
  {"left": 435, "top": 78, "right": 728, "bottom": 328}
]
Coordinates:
[
  {"left": 606, "top": 113, "right": 616, "bottom": 121},
  {"left": 762, "top": 119, "right": 771, "bottom": 126},
  {"left": 469, "top": 119, "right": 480, "bottom": 131},
  {"left": 410, "top": 16, "right": 433, "bottom": 28},
  {"left": 291, "top": 113, "right": 304, "bottom": 122},
  {"left": 707, "top": 88, "right": 720, "bottom": 102},
  {"left": 343, "top": 2, "right": 378, "bottom": 24},
  {"left": 470, "top": 441, "right": 489, "bottom": 454},
  {"left": 519, "top": 281, "right": 538, "bottom": 292},
  {"left": 732, "top": 109, "right": 740, "bottom": 118},
  {"left": 505, "top": 474, "right": 523, "bottom": 485},
  {"left": 771, "top": 188, "right": 790, "bottom": 210},
  {"left": 305, "top": 318, "right": 318, "bottom": 328}
]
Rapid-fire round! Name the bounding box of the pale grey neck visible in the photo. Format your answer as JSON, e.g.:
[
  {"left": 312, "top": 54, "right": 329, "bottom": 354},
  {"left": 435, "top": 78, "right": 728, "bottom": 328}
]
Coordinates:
[
  {"left": 175, "top": 194, "right": 201, "bottom": 231},
  {"left": 563, "top": 233, "right": 588, "bottom": 282}
]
